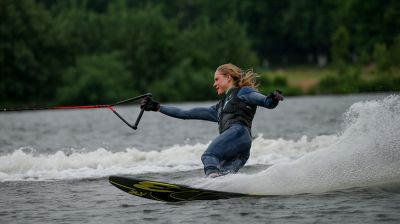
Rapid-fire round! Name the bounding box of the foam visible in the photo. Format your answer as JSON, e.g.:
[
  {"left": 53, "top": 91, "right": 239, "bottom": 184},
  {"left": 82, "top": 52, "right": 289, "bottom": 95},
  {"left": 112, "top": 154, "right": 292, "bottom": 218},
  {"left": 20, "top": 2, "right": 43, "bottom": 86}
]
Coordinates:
[
  {"left": 2, "top": 95, "right": 399, "bottom": 196},
  {"left": 0, "top": 136, "right": 320, "bottom": 181},
  {"left": 198, "top": 95, "right": 400, "bottom": 194},
  {"left": 0, "top": 145, "right": 204, "bottom": 181}
]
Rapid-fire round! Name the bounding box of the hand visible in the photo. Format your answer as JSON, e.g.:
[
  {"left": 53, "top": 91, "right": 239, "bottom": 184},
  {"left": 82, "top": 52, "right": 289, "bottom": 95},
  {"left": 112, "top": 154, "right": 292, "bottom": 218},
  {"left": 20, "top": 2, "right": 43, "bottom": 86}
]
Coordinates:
[
  {"left": 271, "top": 90, "right": 284, "bottom": 101},
  {"left": 140, "top": 97, "right": 160, "bottom": 111}
]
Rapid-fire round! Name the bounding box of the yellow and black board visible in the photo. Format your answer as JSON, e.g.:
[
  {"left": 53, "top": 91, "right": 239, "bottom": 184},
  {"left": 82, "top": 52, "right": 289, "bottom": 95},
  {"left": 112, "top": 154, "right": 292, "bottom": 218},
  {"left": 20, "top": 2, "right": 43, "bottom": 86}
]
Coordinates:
[{"left": 109, "top": 176, "right": 253, "bottom": 202}]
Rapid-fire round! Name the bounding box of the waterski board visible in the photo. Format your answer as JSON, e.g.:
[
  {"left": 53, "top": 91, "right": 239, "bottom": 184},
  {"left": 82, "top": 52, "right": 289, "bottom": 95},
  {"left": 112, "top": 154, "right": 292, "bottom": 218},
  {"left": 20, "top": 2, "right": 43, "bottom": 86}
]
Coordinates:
[{"left": 109, "top": 175, "right": 255, "bottom": 202}]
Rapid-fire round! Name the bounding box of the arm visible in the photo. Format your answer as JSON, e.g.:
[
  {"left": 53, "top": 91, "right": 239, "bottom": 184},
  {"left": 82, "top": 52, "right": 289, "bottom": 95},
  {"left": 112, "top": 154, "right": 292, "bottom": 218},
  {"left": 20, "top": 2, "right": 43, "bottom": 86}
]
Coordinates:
[
  {"left": 159, "top": 104, "right": 218, "bottom": 122},
  {"left": 141, "top": 97, "right": 218, "bottom": 122},
  {"left": 238, "top": 87, "right": 281, "bottom": 109}
]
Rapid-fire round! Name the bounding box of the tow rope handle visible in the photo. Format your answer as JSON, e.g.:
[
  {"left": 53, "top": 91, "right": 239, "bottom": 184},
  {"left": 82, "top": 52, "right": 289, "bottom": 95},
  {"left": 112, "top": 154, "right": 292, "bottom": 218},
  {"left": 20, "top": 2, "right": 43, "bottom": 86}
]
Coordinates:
[{"left": 108, "top": 93, "right": 152, "bottom": 130}]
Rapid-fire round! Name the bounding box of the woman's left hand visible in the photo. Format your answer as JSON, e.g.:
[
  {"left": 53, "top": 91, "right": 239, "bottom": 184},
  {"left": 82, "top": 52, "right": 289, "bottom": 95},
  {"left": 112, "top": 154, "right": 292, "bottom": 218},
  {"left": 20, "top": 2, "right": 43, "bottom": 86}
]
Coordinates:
[{"left": 272, "top": 90, "right": 284, "bottom": 101}]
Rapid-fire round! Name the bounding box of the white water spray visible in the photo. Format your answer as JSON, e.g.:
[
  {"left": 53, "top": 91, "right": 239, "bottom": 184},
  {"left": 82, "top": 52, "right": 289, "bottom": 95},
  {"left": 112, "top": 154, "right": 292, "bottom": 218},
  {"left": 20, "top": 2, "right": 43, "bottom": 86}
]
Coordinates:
[
  {"left": 1, "top": 95, "right": 399, "bottom": 196},
  {"left": 203, "top": 95, "right": 400, "bottom": 194}
]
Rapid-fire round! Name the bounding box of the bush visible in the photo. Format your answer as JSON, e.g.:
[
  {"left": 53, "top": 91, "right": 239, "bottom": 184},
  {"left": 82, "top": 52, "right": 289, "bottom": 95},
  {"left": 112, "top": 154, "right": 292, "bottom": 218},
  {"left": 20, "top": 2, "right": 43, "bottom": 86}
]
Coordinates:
[
  {"left": 149, "top": 59, "right": 215, "bottom": 102},
  {"left": 178, "top": 16, "right": 258, "bottom": 70},
  {"left": 0, "top": 0, "right": 59, "bottom": 103},
  {"left": 359, "top": 76, "right": 400, "bottom": 92},
  {"left": 315, "top": 67, "right": 361, "bottom": 94},
  {"left": 373, "top": 43, "right": 391, "bottom": 72},
  {"left": 57, "top": 53, "right": 135, "bottom": 104},
  {"left": 391, "top": 34, "right": 400, "bottom": 67},
  {"left": 331, "top": 26, "right": 350, "bottom": 68},
  {"left": 258, "top": 74, "right": 271, "bottom": 86},
  {"left": 272, "top": 76, "right": 288, "bottom": 86}
]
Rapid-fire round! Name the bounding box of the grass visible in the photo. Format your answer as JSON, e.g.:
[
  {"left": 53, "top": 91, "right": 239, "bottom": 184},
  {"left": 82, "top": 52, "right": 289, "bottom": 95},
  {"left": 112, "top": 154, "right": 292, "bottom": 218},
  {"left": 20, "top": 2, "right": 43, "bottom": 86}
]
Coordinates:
[
  {"left": 259, "top": 66, "right": 337, "bottom": 93},
  {"left": 259, "top": 65, "right": 400, "bottom": 95}
]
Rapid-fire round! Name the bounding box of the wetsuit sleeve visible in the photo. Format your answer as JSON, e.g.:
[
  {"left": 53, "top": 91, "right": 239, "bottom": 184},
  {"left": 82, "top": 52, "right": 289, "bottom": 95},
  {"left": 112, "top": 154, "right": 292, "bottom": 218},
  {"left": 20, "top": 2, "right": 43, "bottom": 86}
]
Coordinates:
[
  {"left": 237, "top": 87, "right": 279, "bottom": 109},
  {"left": 159, "top": 104, "right": 218, "bottom": 122}
]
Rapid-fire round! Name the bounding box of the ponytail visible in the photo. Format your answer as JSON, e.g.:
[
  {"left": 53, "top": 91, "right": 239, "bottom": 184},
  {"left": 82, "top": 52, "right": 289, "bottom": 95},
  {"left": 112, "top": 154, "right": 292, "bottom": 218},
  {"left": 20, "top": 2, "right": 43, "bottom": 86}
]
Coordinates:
[{"left": 216, "top": 63, "right": 259, "bottom": 89}]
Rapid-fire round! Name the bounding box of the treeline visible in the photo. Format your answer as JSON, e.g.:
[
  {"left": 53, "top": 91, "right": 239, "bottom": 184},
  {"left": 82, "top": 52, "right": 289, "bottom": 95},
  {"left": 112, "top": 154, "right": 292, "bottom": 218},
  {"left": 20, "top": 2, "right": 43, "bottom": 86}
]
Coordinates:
[{"left": 1, "top": 0, "right": 399, "bottom": 105}]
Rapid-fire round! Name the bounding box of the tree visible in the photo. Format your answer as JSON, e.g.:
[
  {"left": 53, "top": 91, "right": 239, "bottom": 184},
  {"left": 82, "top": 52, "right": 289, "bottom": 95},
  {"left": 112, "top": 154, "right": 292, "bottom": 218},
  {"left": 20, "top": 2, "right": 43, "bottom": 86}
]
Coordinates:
[
  {"left": 282, "top": 0, "right": 335, "bottom": 61},
  {"left": 335, "top": 0, "right": 400, "bottom": 55},
  {"left": 0, "top": 0, "right": 59, "bottom": 103},
  {"left": 178, "top": 16, "right": 258, "bottom": 69},
  {"left": 57, "top": 53, "right": 135, "bottom": 104},
  {"left": 373, "top": 43, "right": 390, "bottom": 72},
  {"left": 391, "top": 34, "right": 400, "bottom": 67},
  {"left": 331, "top": 26, "right": 350, "bottom": 69},
  {"left": 104, "top": 3, "right": 180, "bottom": 93}
]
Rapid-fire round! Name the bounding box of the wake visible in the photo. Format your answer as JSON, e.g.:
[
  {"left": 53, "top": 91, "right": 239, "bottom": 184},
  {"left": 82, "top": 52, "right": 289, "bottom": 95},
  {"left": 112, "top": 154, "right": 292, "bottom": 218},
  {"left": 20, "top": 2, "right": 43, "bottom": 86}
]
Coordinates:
[{"left": 198, "top": 95, "right": 400, "bottom": 195}]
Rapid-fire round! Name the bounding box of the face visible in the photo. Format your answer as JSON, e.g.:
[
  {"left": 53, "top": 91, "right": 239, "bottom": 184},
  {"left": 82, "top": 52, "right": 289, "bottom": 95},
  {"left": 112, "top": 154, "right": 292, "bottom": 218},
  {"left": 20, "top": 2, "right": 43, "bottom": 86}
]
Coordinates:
[{"left": 213, "top": 71, "right": 232, "bottom": 95}]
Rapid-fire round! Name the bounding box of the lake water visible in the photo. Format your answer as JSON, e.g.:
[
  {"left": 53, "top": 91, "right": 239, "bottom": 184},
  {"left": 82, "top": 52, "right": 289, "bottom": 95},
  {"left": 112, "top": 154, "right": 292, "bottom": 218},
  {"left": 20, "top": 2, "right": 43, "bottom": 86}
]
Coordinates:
[{"left": 1, "top": 93, "right": 399, "bottom": 223}]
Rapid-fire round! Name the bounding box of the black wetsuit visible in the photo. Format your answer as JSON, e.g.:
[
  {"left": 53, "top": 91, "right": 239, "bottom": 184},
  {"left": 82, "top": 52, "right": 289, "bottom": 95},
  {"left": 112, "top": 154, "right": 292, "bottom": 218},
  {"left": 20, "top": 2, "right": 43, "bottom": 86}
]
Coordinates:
[{"left": 159, "top": 87, "right": 279, "bottom": 175}]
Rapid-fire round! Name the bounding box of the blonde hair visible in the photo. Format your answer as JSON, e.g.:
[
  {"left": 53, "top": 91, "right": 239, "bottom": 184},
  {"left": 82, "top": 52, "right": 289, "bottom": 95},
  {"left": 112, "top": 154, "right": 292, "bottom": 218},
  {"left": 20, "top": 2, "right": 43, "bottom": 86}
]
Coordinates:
[{"left": 216, "top": 63, "right": 259, "bottom": 89}]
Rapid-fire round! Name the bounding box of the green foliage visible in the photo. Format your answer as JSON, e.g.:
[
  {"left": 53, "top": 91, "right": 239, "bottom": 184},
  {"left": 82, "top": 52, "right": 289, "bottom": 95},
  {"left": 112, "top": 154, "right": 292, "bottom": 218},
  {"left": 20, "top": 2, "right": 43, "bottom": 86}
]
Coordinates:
[
  {"left": 373, "top": 43, "right": 390, "bottom": 72},
  {"left": 259, "top": 75, "right": 271, "bottom": 87},
  {"left": 57, "top": 53, "right": 135, "bottom": 104},
  {"left": 107, "top": 4, "right": 180, "bottom": 92},
  {"left": 0, "top": 0, "right": 59, "bottom": 103},
  {"left": 258, "top": 74, "right": 302, "bottom": 96},
  {"left": 359, "top": 77, "right": 400, "bottom": 92},
  {"left": 331, "top": 26, "right": 350, "bottom": 69},
  {"left": 315, "top": 65, "right": 400, "bottom": 94},
  {"left": 335, "top": 0, "right": 400, "bottom": 55},
  {"left": 178, "top": 17, "right": 258, "bottom": 69},
  {"left": 149, "top": 59, "right": 215, "bottom": 102},
  {"left": 277, "top": 87, "right": 303, "bottom": 96},
  {"left": 282, "top": 0, "right": 335, "bottom": 52},
  {"left": 390, "top": 34, "right": 400, "bottom": 67},
  {"left": 2, "top": 0, "right": 400, "bottom": 106},
  {"left": 272, "top": 76, "right": 288, "bottom": 86},
  {"left": 316, "top": 67, "right": 361, "bottom": 94},
  {"left": 358, "top": 49, "right": 371, "bottom": 65}
]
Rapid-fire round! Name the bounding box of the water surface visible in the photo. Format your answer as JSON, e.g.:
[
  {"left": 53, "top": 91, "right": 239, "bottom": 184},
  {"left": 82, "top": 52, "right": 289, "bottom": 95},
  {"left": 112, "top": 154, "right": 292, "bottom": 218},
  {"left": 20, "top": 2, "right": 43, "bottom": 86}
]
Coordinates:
[{"left": 1, "top": 94, "right": 399, "bottom": 223}]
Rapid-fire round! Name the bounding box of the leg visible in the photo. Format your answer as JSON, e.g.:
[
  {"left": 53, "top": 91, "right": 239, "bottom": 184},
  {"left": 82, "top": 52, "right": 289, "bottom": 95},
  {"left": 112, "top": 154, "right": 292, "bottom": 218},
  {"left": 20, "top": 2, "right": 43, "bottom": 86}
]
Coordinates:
[
  {"left": 201, "top": 124, "right": 251, "bottom": 176},
  {"left": 219, "top": 153, "right": 250, "bottom": 174}
]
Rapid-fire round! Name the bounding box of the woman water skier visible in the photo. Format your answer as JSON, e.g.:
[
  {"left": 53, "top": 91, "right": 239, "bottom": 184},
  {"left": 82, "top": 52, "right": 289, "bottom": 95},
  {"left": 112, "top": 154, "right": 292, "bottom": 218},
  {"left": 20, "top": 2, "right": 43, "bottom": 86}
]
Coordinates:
[{"left": 141, "top": 63, "right": 283, "bottom": 178}]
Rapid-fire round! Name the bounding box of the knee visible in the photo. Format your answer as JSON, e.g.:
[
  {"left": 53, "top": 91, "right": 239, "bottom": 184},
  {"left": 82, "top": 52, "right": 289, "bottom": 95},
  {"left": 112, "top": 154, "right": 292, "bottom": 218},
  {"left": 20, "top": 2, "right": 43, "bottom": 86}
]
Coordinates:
[{"left": 201, "top": 153, "right": 219, "bottom": 164}]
